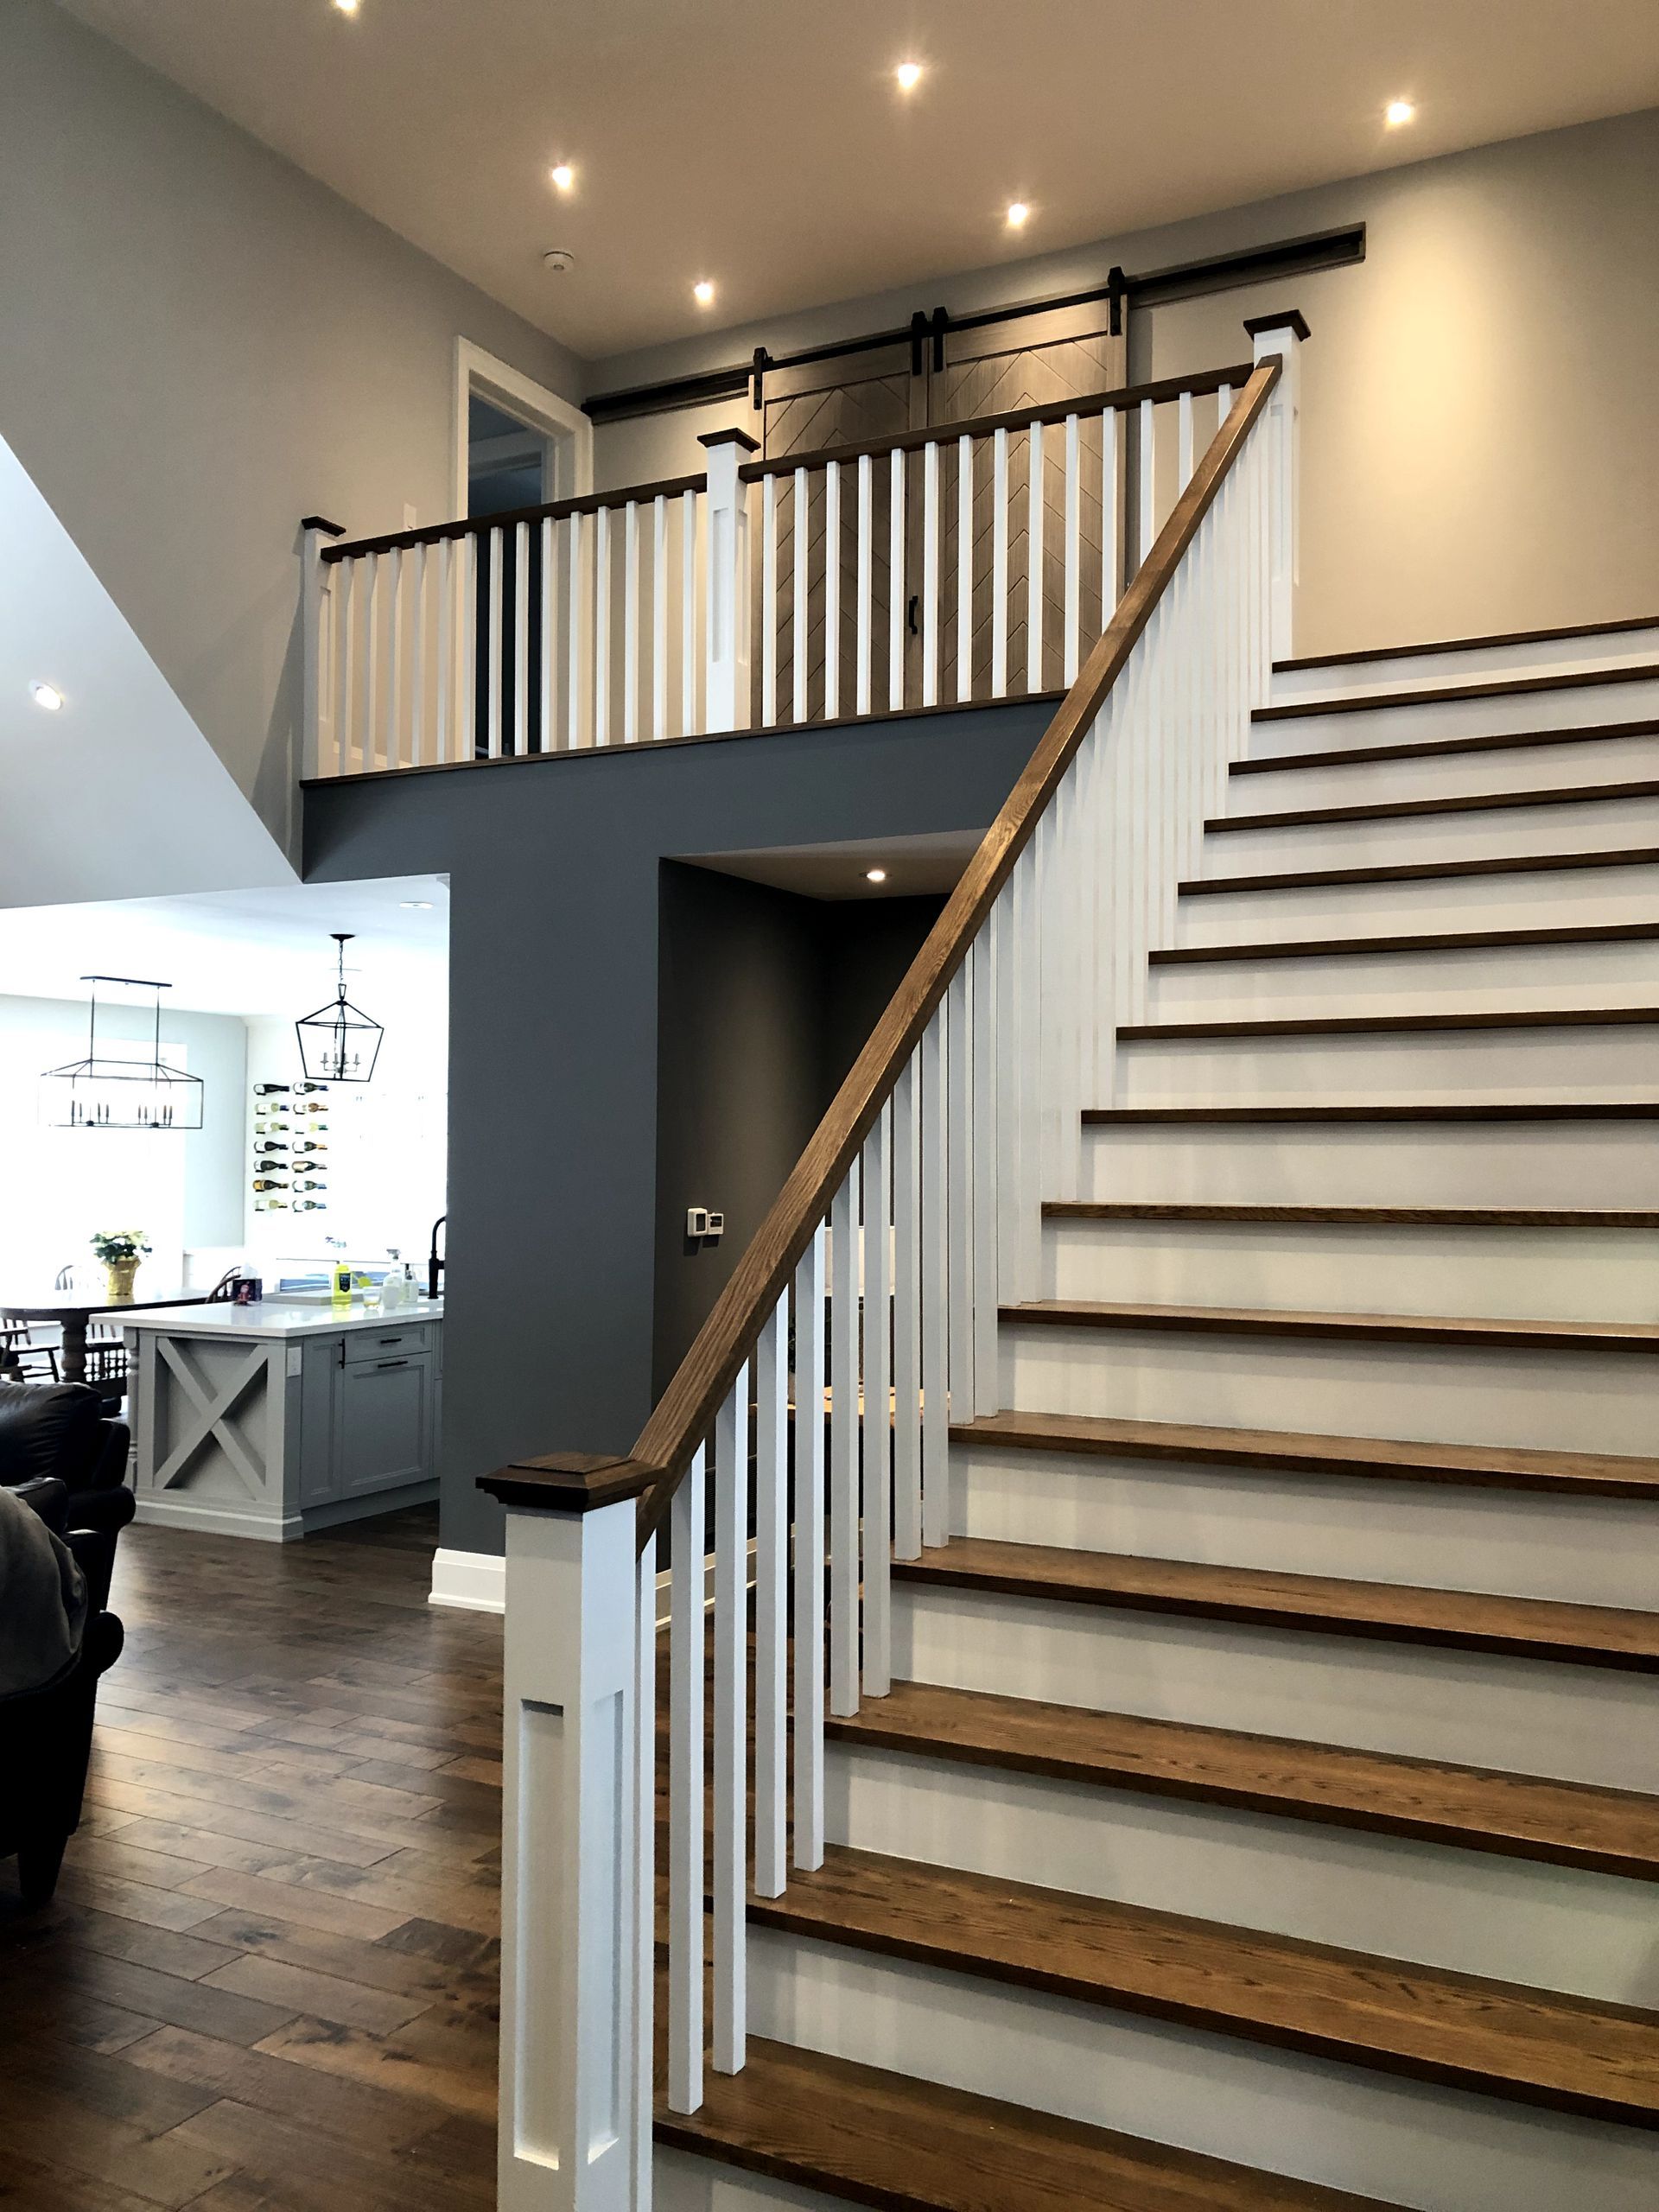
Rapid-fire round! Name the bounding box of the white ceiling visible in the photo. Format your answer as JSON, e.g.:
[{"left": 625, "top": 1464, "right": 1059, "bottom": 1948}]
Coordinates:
[
  {"left": 53, "top": 0, "right": 1659, "bottom": 360},
  {"left": 687, "top": 831, "right": 976, "bottom": 901},
  {"left": 0, "top": 877, "right": 449, "bottom": 1020}
]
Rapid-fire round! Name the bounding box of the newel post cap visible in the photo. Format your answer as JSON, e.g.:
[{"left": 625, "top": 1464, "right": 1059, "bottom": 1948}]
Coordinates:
[
  {"left": 478, "top": 1451, "right": 659, "bottom": 1514},
  {"left": 1243, "top": 308, "right": 1311, "bottom": 347},
  {"left": 300, "top": 514, "right": 346, "bottom": 537},
  {"left": 696, "top": 426, "right": 761, "bottom": 454}
]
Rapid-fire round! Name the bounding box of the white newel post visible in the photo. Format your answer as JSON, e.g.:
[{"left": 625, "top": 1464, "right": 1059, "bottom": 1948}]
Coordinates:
[
  {"left": 1245, "top": 311, "right": 1307, "bottom": 664},
  {"left": 487, "top": 1455, "right": 655, "bottom": 2212},
  {"left": 300, "top": 515, "right": 345, "bottom": 779},
  {"left": 698, "top": 429, "right": 759, "bottom": 733}
]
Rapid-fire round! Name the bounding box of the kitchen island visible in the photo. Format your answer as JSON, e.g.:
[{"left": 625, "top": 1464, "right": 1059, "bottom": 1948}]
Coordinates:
[{"left": 122, "top": 1300, "right": 442, "bottom": 1541}]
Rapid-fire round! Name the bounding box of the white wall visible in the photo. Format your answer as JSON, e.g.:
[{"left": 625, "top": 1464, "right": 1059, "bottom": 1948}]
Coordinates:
[
  {"left": 0, "top": 990, "right": 246, "bottom": 1293},
  {"left": 589, "top": 109, "right": 1659, "bottom": 655},
  {"left": 0, "top": 0, "right": 584, "bottom": 856}
]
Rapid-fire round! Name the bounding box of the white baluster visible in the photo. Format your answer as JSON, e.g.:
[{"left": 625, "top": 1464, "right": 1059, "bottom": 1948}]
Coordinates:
[
  {"left": 1102, "top": 406, "right": 1122, "bottom": 620},
  {"left": 994, "top": 873, "right": 1023, "bottom": 1299},
  {"left": 410, "top": 541, "right": 428, "bottom": 767},
  {"left": 792, "top": 1225, "right": 827, "bottom": 1869},
  {"left": 861, "top": 1104, "right": 892, "bottom": 1695},
  {"left": 855, "top": 452, "right": 873, "bottom": 716},
  {"left": 922, "top": 439, "right": 940, "bottom": 707},
  {"left": 990, "top": 426, "right": 1009, "bottom": 697},
  {"left": 1178, "top": 387, "right": 1196, "bottom": 492},
  {"left": 753, "top": 1294, "right": 790, "bottom": 1897},
  {"left": 761, "top": 472, "right": 779, "bottom": 727},
  {"left": 332, "top": 556, "right": 355, "bottom": 775},
  {"left": 823, "top": 460, "right": 841, "bottom": 720},
  {"left": 540, "top": 516, "right": 556, "bottom": 753},
  {"left": 888, "top": 448, "right": 906, "bottom": 711},
  {"left": 436, "top": 538, "right": 454, "bottom": 765},
  {"left": 1062, "top": 412, "right": 1082, "bottom": 685},
  {"left": 682, "top": 489, "right": 698, "bottom": 735},
  {"left": 594, "top": 505, "right": 610, "bottom": 746},
  {"left": 956, "top": 435, "right": 973, "bottom": 702},
  {"left": 385, "top": 546, "right": 404, "bottom": 769},
  {"left": 1026, "top": 419, "right": 1044, "bottom": 694},
  {"left": 565, "top": 512, "right": 582, "bottom": 751},
  {"left": 462, "top": 535, "right": 480, "bottom": 762},
  {"left": 791, "top": 467, "right": 810, "bottom": 722},
  {"left": 945, "top": 961, "right": 975, "bottom": 1424},
  {"left": 829, "top": 1163, "right": 861, "bottom": 1718},
  {"left": 702, "top": 428, "right": 757, "bottom": 733},
  {"left": 633, "top": 1535, "right": 657, "bottom": 2211},
  {"left": 971, "top": 913, "right": 999, "bottom": 1414},
  {"left": 623, "top": 499, "right": 639, "bottom": 743},
  {"left": 487, "top": 529, "right": 504, "bottom": 757},
  {"left": 713, "top": 1360, "right": 749, "bottom": 2075},
  {"left": 652, "top": 494, "right": 669, "bottom": 741},
  {"left": 668, "top": 1443, "right": 705, "bottom": 2115},
  {"left": 918, "top": 1006, "right": 950, "bottom": 1548},
  {"left": 513, "top": 522, "right": 531, "bottom": 757},
  {"left": 362, "top": 551, "right": 381, "bottom": 769},
  {"left": 1138, "top": 396, "right": 1156, "bottom": 568},
  {"left": 891, "top": 1053, "right": 923, "bottom": 1560}
]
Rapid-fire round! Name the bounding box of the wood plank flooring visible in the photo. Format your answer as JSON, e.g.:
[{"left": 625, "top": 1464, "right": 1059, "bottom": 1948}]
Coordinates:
[{"left": 0, "top": 1507, "right": 505, "bottom": 2210}]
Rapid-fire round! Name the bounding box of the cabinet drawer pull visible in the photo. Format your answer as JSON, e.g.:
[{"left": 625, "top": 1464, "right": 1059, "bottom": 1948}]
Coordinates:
[
  {"left": 378, "top": 1335, "right": 405, "bottom": 1344},
  {"left": 375, "top": 1357, "right": 410, "bottom": 1370}
]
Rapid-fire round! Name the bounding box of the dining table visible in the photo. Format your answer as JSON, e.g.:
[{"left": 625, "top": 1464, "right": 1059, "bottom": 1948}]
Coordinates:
[{"left": 0, "top": 1288, "right": 208, "bottom": 1388}]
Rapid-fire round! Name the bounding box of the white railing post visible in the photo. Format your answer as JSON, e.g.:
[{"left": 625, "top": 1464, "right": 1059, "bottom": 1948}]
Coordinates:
[
  {"left": 300, "top": 515, "right": 344, "bottom": 778},
  {"left": 487, "top": 1458, "right": 654, "bottom": 2212},
  {"left": 1246, "top": 309, "right": 1307, "bottom": 664},
  {"left": 699, "top": 428, "right": 759, "bottom": 733}
]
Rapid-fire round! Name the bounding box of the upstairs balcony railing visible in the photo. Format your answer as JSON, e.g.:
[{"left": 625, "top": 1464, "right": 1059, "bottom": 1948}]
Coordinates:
[{"left": 302, "top": 359, "right": 1263, "bottom": 779}]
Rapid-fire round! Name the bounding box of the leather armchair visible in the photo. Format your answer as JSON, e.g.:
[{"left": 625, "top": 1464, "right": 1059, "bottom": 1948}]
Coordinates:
[
  {"left": 0, "top": 1382, "right": 133, "bottom": 1539},
  {"left": 0, "top": 1477, "right": 126, "bottom": 1908}
]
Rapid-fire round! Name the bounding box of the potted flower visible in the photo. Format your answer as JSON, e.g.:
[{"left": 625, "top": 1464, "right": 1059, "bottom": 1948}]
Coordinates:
[{"left": 91, "top": 1230, "right": 150, "bottom": 1304}]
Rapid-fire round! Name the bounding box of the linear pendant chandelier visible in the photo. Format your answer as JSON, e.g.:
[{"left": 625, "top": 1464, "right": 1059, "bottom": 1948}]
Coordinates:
[
  {"left": 296, "top": 931, "right": 384, "bottom": 1083},
  {"left": 41, "top": 976, "right": 205, "bottom": 1130}
]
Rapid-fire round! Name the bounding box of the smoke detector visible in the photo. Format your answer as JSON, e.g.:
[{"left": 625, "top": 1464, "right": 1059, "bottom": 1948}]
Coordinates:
[{"left": 543, "top": 247, "right": 576, "bottom": 275}]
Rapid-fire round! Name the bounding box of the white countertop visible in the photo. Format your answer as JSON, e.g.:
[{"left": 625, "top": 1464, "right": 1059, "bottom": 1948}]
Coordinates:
[{"left": 118, "top": 1299, "right": 443, "bottom": 1339}]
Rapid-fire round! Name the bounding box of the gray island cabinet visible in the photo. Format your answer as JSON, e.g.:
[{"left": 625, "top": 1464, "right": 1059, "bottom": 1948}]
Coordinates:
[{"left": 121, "top": 1300, "right": 443, "bottom": 1541}]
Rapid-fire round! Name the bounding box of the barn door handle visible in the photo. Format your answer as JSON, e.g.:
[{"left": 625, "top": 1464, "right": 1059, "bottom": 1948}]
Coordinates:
[{"left": 906, "top": 594, "right": 920, "bottom": 637}]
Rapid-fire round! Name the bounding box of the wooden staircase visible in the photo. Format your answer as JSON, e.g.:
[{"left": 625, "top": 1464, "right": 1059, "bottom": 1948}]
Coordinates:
[{"left": 657, "top": 625, "right": 1659, "bottom": 2212}]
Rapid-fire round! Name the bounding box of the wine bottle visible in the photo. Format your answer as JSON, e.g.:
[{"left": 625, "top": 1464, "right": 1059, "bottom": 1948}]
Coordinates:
[
  {"left": 294, "top": 1082, "right": 327, "bottom": 1096},
  {"left": 255, "top": 1143, "right": 289, "bottom": 1155},
  {"left": 251, "top": 1179, "right": 289, "bottom": 1192},
  {"left": 294, "top": 1200, "right": 326, "bottom": 1212},
  {"left": 295, "top": 1179, "right": 327, "bottom": 1192},
  {"left": 292, "top": 1141, "right": 327, "bottom": 1154},
  {"left": 254, "top": 1084, "right": 289, "bottom": 1096}
]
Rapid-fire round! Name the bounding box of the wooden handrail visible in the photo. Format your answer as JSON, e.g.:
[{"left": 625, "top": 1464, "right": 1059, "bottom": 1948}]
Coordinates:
[
  {"left": 736, "top": 360, "right": 1255, "bottom": 484},
  {"left": 588, "top": 355, "right": 1280, "bottom": 1548},
  {"left": 321, "top": 471, "right": 710, "bottom": 565}
]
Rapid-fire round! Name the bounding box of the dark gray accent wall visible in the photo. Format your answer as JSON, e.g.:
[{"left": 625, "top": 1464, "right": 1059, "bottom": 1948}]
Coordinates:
[{"left": 302, "top": 703, "right": 1047, "bottom": 1558}]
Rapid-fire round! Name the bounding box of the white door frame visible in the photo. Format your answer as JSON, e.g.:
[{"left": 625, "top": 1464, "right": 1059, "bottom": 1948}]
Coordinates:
[{"left": 454, "top": 339, "right": 592, "bottom": 520}]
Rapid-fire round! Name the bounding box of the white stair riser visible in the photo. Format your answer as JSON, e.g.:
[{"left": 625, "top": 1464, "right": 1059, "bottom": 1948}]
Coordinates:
[
  {"left": 750, "top": 1929, "right": 1656, "bottom": 2212},
  {"left": 657, "top": 2149, "right": 839, "bottom": 2212},
  {"left": 892, "top": 1581, "right": 1659, "bottom": 1789},
  {"left": 1081, "top": 1120, "right": 1659, "bottom": 1210},
  {"left": 1247, "top": 675, "right": 1659, "bottom": 760},
  {"left": 826, "top": 1742, "right": 1655, "bottom": 2004},
  {"left": 951, "top": 1445, "right": 1659, "bottom": 1608},
  {"left": 1203, "top": 792, "right": 1659, "bottom": 876},
  {"left": 1229, "top": 728, "right": 1659, "bottom": 809},
  {"left": 1039, "top": 1216, "right": 1657, "bottom": 1324},
  {"left": 1001, "top": 1323, "right": 1655, "bottom": 1455},
  {"left": 1147, "top": 938, "right": 1659, "bottom": 1020},
  {"left": 1115, "top": 1024, "right": 1659, "bottom": 1108},
  {"left": 1268, "top": 630, "right": 1659, "bottom": 702},
  {"left": 1173, "top": 862, "right": 1659, "bottom": 944}
]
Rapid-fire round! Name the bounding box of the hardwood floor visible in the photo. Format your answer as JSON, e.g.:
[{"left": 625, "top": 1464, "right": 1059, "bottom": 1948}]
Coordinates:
[{"left": 0, "top": 1507, "right": 505, "bottom": 2210}]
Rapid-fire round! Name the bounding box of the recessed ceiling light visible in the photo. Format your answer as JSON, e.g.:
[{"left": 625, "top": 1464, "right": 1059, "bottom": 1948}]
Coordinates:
[
  {"left": 864, "top": 868, "right": 888, "bottom": 884},
  {"left": 550, "top": 162, "right": 575, "bottom": 192},
  {"left": 29, "top": 681, "right": 64, "bottom": 712},
  {"left": 400, "top": 899, "right": 434, "bottom": 910},
  {"left": 894, "top": 61, "right": 923, "bottom": 92},
  {"left": 692, "top": 279, "right": 715, "bottom": 307},
  {"left": 1384, "top": 99, "right": 1415, "bottom": 126},
  {"left": 332, "top": 0, "right": 359, "bottom": 15},
  {"left": 1006, "top": 201, "right": 1031, "bottom": 229}
]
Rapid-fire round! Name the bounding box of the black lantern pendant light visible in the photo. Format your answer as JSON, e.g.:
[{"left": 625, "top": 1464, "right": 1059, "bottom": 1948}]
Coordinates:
[
  {"left": 296, "top": 932, "right": 384, "bottom": 1084},
  {"left": 41, "top": 976, "right": 206, "bottom": 1130}
]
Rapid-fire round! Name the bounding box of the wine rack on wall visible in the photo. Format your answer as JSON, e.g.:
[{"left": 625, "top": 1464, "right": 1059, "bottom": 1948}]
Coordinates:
[{"left": 249, "top": 1079, "right": 330, "bottom": 1217}]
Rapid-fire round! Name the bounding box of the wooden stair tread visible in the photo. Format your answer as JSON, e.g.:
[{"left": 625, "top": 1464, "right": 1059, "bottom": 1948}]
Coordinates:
[
  {"left": 1005, "top": 1297, "right": 1659, "bottom": 1354},
  {"left": 825, "top": 1680, "right": 1659, "bottom": 1880},
  {"left": 659, "top": 2031, "right": 1403, "bottom": 2210},
  {"left": 1273, "top": 614, "right": 1659, "bottom": 676},
  {"left": 1179, "top": 842, "right": 1659, "bottom": 895},
  {"left": 1117, "top": 1002, "right": 1659, "bottom": 1039},
  {"left": 750, "top": 1846, "right": 1659, "bottom": 2129},
  {"left": 1251, "top": 662, "right": 1659, "bottom": 722},
  {"left": 950, "top": 1408, "right": 1659, "bottom": 1500},
  {"left": 891, "top": 1538, "right": 1659, "bottom": 1670},
  {"left": 1150, "top": 918, "right": 1659, "bottom": 963},
  {"left": 1082, "top": 1102, "right": 1659, "bottom": 1123},
  {"left": 1210, "top": 775, "right": 1659, "bottom": 835},
  {"left": 1232, "top": 713, "right": 1659, "bottom": 776},
  {"left": 1044, "top": 1198, "right": 1659, "bottom": 1228}
]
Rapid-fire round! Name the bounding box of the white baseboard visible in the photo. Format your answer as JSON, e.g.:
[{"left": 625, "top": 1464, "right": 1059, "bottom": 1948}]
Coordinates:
[{"left": 429, "top": 1546, "right": 506, "bottom": 1613}]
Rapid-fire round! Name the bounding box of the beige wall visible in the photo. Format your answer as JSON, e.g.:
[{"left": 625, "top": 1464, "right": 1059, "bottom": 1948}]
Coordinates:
[
  {"left": 0, "top": 0, "right": 582, "bottom": 853},
  {"left": 589, "top": 109, "right": 1659, "bottom": 658}
]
